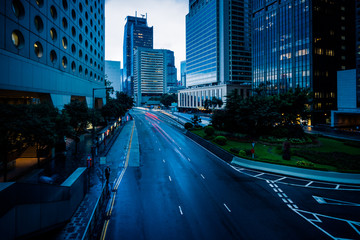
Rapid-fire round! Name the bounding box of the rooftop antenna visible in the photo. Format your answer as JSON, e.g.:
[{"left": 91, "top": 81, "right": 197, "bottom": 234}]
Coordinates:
[{"left": 141, "top": 14, "right": 145, "bottom": 18}]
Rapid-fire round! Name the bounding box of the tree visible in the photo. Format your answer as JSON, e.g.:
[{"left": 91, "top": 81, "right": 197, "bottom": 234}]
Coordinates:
[
  {"left": 160, "top": 94, "right": 177, "bottom": 108},
  {"left": 0, "top": 104, "right": 28, "bottom": 181},
  {"left": 63, "top": 100, "right": 90, "bottom": 153},
  {"left": 190, "top": 114, "right": 202, "bottom": 128},
  {"left": 101, "top": 99, "right": 125, "bottom": 123},
  {"left": 104, "top": 74, "right": 114, "bottom": 101},
  {"left": 116, "top": 91, "right": 134, "bottom": 110}
]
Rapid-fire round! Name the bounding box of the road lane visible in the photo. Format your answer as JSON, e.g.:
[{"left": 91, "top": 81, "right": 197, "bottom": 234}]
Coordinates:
[{"left": 104, "top": 109, "right": 332, "bottom": 240}]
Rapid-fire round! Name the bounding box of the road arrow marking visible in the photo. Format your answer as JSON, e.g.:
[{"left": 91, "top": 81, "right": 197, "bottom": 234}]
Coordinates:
[{"left": 313, "top": 196, "right": 360, "bottom": 206}]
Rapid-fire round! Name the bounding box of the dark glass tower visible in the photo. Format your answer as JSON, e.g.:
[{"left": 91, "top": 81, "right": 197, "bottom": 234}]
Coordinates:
[
  {"left": 252, "top": 0, "right": 355, "bottom": 124},
  {"left": 356, "top": 1, "right": 360, "bottom": 108},
  {"left": 123, "top": 15, "right": 153, "bottom": 96}
]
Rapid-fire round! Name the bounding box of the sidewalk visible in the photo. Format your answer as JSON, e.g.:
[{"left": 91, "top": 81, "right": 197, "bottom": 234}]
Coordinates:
[{"left": 53, "top": 119, "right": 137, "bottom": 240}]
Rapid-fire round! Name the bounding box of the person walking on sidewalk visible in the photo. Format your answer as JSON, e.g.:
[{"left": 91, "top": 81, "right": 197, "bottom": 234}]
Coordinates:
[{"left": 105, "top": 165, "right": 111, "bottom": 196}]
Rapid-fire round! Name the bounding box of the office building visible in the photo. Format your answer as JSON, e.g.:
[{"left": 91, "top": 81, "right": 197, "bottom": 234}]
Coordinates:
[
  {"left": 105, "top": 60, "right": 121, "bottom": 98},
  {"left": 133, "top": 47, "right": 165, "bottom": 106},
  {"left": 164, "top": 49, "right": 177, "bottom": 88},
  {"left": 122, "top": 14, "right": 153, "bottom": 96},
  {"left": 0, "top": 0, "right": 106, "bottom": 109},
  {"left": 178, "top": 0, "right": 252, "bottom": 110},
  {"left": 252, "top": 0, "right": 355, "bottom": 124},
  {"left": 180, "top": 60, "right": 186, "bottom": 87}
]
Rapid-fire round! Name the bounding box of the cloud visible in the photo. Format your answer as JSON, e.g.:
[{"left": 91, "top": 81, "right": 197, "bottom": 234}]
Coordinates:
[{"left": 105, "top": 0, "right": 188, "bottom": 79}]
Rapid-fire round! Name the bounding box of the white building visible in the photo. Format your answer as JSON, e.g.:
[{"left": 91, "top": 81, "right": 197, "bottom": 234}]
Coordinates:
[{"left": 0, "top": 0, "right": 106, "bottom": 109}]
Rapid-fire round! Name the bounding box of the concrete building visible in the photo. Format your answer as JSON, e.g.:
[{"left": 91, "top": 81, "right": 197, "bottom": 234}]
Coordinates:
[
  {"left": 252, "top": 0, "right": 356, "bottom": 124},
  {"left": 122, "top": 14, "right": 153, "bottom": 96},
  {"left": 0, "top": 0, "right": 106, "bottom": 109},
  {"left": 178, "top": 0, "right": 252, "bottom": 110},
  {"left": 105, "top": 60, "right": 120, "bottom": 97}
]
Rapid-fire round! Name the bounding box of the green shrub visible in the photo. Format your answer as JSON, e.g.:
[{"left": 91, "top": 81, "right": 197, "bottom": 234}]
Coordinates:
[
  {"left": 204, "top": 126, "right": 215, "bottom": 136},
  {"left": 296, "top": 160, "right": 315, "bottom": 168},
  {"left": 230, "top": 147, "right": 240, "bottom": 154},
  {"left": 239, "top": 150, "right": 246, "bottom": 156},
  {"left": 185, "top": 122, "right": 193, "bottom": 130},
  {"left": 214, "top": 136, "right": 227, "bottom": 146}
]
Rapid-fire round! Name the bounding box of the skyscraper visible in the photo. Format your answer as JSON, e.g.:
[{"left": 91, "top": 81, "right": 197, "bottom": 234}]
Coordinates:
[
  {"left": 252, "top": 0, "right": 355, "bottom": 124},
  {"left": 164, "top": 49, "right": 177, "bottom": 88},
  {"left": 180, "top": 60, "right": 186, "bottom": 87},
  {"left": 0, "top": 0, "right": 106, "bottom": 109},
  {"left": 133, "top": 47, "right": 165, "bottom": 106},
  {"left": 122, "top": 14, "right": 153, "bottom": 96},
  {"left": 178, "top": 0, "right": 252, "bottom": 110}
]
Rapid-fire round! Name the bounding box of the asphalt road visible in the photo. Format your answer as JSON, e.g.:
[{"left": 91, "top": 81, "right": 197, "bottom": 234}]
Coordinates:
[{"left": 103, "top": 108, "right": 360, "bottom": 240}]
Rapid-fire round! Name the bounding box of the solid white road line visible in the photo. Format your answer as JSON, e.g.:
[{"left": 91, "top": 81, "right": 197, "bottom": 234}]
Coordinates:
[
  {"left": 224, "top": 203, "right": 231, "bottom": 212},
  {"left": 274, "top": 177, "right": 286, "bottom": 182},
  {"left": 179, "top": 206, "right": 183, "bottom": 215},
  {"left": 201, "top": 174, "right": 205, "bottom": 179},
  {"left": 254, "top": 173, "right": 264, "bottom": 177},
  {"left": 169, "top": 176, "right": 172, "bottom": 182},
  {"left": 305, "top": 181, "right": 313, "bottom": 187}
]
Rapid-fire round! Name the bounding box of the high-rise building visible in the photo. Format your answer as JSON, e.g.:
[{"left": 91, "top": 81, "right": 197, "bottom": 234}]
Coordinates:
[
  {"left": 133, "top": 47, "right": 165, "bottom": 106},
  {"left": 180, "top": 60, "right": 186, "bottom": 87},
  {"left": 178, "top": 0, "right": 252, "bottom": 110},
  {"left": 105, "top": 60, "right": 121, "bottom": 98},
  {"left": 252, "top": 0, "right": 355, "bottom": 124},
  {"left": 0, "top": 0, "right": 106, "bottom": 109},
  {"left": 356, "top": 1, "right": 360, "bottom": 108},
  {"left": 164, "top": 49, "right": 177, "bottom": 88},
  {"left": 122, "top": 14, "right": 153, "bottom": 96}
]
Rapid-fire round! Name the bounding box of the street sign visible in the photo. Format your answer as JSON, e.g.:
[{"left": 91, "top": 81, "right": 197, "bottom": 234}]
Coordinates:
[{"left": 100, "top": 157, "right": 106, "bottom": 165}]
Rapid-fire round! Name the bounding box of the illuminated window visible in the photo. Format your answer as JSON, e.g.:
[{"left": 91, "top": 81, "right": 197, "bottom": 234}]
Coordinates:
[
  {"left": 34, "top": 41, "right": 43, "bottom": 58},
  {"left": 62, "top": 37, "right": 68, "bottom": 49},
  {"left": 36, "top": 0, "right": 44, "bottom": 7},
  {"left": 62, "top": 56, "right": 67, "bottom": 68},
  {"left": 50, "top": 28, "right": 57, "bottom": 41},
  {"left": 50, "top": 6, "right": 57, "bottom": 19},
  {"left": 11, "top": 30, "right": 25, "bottom": 49},
  {"left": 62, "top": 17, "right": 68, "bottom": 29}
]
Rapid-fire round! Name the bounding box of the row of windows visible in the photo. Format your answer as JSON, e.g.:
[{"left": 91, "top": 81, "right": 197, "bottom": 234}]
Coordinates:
[{"left": 11, "top": 30, "right": 103, "bottom": 81}]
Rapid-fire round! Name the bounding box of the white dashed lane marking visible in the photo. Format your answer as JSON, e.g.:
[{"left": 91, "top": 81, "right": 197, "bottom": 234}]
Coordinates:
[{"left": 224, "top": 203, "right": 231, "bottom": 212}]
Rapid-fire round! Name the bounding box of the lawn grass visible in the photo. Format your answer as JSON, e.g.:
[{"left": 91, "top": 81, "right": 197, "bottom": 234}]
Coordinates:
[{"left": 191, "top": 129, "right": 360, "bottom": 173}]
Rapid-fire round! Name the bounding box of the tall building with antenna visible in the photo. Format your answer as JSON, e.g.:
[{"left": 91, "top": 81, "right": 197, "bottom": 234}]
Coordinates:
[{"left": 122, "top": 13, "right": 153, "bottom": 96}]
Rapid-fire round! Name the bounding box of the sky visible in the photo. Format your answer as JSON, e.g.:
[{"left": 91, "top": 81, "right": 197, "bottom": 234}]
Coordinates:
[{"left": 104, "top": 0, "right": 188, "bottom": 80}]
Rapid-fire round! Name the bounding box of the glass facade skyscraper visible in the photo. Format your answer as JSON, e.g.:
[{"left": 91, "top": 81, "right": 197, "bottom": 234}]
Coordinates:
[
  {"left": 123, "top": 15, "right": 153, "bottom": 96},
  {"left": 252, "top": 0, "right": 355, "bottom": 123},
  {"left": 179, "top": 0, "right": 252, "bottom": 110}
]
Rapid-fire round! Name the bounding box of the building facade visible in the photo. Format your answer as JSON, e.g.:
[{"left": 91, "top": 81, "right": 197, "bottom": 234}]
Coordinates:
[
  {"left": 122, "top": 15, "right": 153, "bottom": 96},
  {"left": 0, "top": 0, "right": 106, "bottom": 109},
  {"left": 356, "top": 1, "right": 360, "bottom": 108},
  {"left": 164, "top": 49, "right": 177, "bottom": 88},
  {"left": 105, "top": 60, "right": 120, "bottom": 98},
  {"left": 133, "top": 47, "right": 165, "bottom": 106},
  {"left": 178, "top": 0, "right": 252, "bottom": 110},
  {"left": 252, "top": 0, "right": 355, "bottom": 124}
]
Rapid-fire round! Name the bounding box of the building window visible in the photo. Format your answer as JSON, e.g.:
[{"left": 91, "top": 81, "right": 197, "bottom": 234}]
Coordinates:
[
  {"left": 62, "top": 17, "right": 68, "bottom": 29},
  {"left": 71, "top": 44, "right": 76, "bottom": 54},
  {"left": 50, "top": 6, "right": 57, "bottom": 19},
  {"left": 79, "top": 49, "right": 82, "bottom": 58},
  {"left": 50, "top": 50, "right": 57, "bottom": 63},
  {"left": 85, "top": 11, "right": 88, "bottom": 20},
  {"left": 62, "top": 37, "right": 68, "bottom": 49},
  {"left": 35, "top": 0, "right": 44, "bottom": 7},
  {"left": 62, "top": 0, "right": 68, "bottom": 10},
  {"left": 11, "top": 30, "right": 25, "bottom": 49},
  {"left": 71, "top": 9, "right": 76, "bottom": 20},
  {"left": 12, "top": 0, "right": 25, "bottom": 19},
  {"left": 71, "top": 26, "right": 76, "bottom": 37},
  {"left": 79, "top": 34, "right": 83, "bottom": 43},
  {"left": 34, "top": 41, "right": 43, "bottom": 58},
  {"left": 85, "top": 40, "right": 88, "bottom": 48},
  {"left": 85, "top": 54, "right": 88, "bottom": 62},
  {"left": 79, "top": 3, "right": 83, "bottom": 12},
  {"left": 79, "top": 18, "right": 83, "bottom": 27},
  {"left": 34, "top": 16, "right": 44, "bottom": 33},
  {"left": 71, "top": 61, "right": 76, "bottom": 72},
  {"left": 50, "top": 28, "right": 57, "bottom": 41},
  {"left": 85, "top": 68, "right": 88, "bottom": 76},
  {"left": 62, "top": 56, "right": 67, "bottom": 68},
  {"left": 79, "top": 65, "right": 83, "bottom": 74}
]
